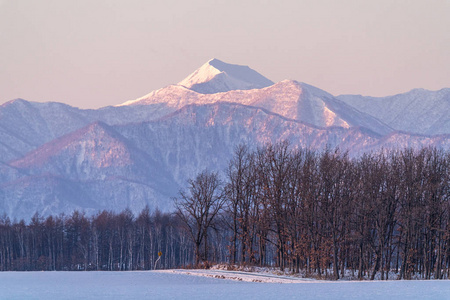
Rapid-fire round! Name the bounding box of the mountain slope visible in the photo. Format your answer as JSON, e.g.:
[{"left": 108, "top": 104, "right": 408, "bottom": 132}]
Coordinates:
[
  {"left": 337, "top": 88, "right": 450, "bottom": 135},
  {"left": 0, "top": 99, "right": 178, "bottom": 162},
  {"left": 116, "top": 102, "right": 448, "bottom": 185},
  {"left": 2, "top": 122, "right": 178, "bottom": 219},
  {"left": 2, "top": 101, "right": 449, "bottom": 220},
  {"left": 120, "top": 80, "right": 392, "bottom": 135},
  {"left": 0, "top": 99, "right": 93, "bottom": 162}
]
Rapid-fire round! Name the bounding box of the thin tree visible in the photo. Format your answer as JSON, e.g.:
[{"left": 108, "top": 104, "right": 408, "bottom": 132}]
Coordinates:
[{"left": 174, "top": 170, "right": 225, "bottom": 267}]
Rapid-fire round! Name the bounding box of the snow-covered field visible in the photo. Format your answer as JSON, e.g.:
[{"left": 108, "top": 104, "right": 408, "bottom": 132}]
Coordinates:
[{"left": 0, "top": 270, "right": 449, "bottom": 300}]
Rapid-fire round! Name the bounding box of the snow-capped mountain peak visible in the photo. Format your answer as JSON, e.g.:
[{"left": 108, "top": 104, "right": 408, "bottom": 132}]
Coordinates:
[
  {"left": 178, "top": 59, "right": 222, "bottom": 88},
  {"left": 177, "top": 58, "right": 274, "bottom": 94}
]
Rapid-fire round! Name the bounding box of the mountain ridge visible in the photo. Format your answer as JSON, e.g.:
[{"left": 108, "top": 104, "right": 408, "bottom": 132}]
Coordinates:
[{"left": 0, "top": 58, "right": 448, "bottom": 220}]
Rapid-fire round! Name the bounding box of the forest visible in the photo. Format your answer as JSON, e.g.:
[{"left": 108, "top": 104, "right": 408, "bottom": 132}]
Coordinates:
[{"left": 0, "top": 143, "right": 449, "bottom": 280}]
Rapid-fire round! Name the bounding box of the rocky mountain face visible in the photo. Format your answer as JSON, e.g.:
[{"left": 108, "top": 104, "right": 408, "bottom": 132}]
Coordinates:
[{"left": 0, "top": 59, "right": 448, "bottom": 220}]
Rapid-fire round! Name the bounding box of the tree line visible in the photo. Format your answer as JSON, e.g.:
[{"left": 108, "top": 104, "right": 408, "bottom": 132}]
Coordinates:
[
  {"left": 175, "top": 144, "right": 450, "bottom": 280},
  {"left": 0, "top": 208, "right": 198, "bottom": 271},
  {"left": 0, "top": 143, "right": 449, "bottom": 280}
]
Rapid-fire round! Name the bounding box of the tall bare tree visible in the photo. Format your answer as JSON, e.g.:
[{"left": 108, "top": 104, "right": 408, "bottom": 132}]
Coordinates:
[{"left": 175, "top": 170, "right": 225, "bottom": 266}]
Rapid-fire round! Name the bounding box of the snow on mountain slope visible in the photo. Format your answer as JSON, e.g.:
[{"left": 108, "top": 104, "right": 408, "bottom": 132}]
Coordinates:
[
  {"left": 0, "top": 98, "right": 179, "bottom": 162},
  {"left": 117, "top": 102, "right": 449, "bottom": 184},
  {"left": 0, "top": 161, "right": 21, "bottom": 183},
  {"left": 178, "top": 58, "right": 274, "bottom": 94},
  {"left": 10, "top": 122, "right": 134, "bottom": 171},
  {"left": 364, "top": 131, "right": 450, "bottom": 153},
  {"left": 120, "top": 80, "right": 392, "bottom": 135},
  {"left": 2, "top": 101, "right": 449, "bottom": 220},
  {"left": 119, "top": 85, "right": 199, "bottom": 108},
  {"left": 242, "top": 81, "right": 393, "bottom": 135},
  {"left": 115, "top": 102, "right": 380, "bottom": 185},
  {"left": 9, "top": 121, "right": 176, "bottom": 187},
  {"left": 1, "top": 80, "right": 391, "bottom": 164},
  {"left": 0, "top": 99, "right": 92, "bottom": 162},
  {"left": 337, "top": 88, "right": 450, "bottom": 135},
  {"left": 3, "top": 122, "right": 178, "bottom": 220},
  {"left": 117, "top": 102, "right": 441, "bottom": 181}
]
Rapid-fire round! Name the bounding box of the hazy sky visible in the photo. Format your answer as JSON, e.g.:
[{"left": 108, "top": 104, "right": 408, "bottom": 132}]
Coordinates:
[{"left": 1, "top": 0, "right": 449, "bottom": 109}]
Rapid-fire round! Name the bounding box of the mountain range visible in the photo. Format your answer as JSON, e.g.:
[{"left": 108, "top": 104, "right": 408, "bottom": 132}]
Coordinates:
[{"left": 1, "top": 59, "right": 449, "bottom": 220}]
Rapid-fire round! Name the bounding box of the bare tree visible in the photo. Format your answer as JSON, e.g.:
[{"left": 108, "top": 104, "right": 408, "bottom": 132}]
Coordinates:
[{"left": 174, "top": 170, "right": 225, "bottom": 267}]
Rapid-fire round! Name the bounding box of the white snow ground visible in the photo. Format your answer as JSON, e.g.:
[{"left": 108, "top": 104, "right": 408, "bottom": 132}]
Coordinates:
[
  {"left": 0, "top": 270, "right": 449, "bottom": 300},
  {"left": 158, "top": 269, "right": 318, "bottom": 283}
]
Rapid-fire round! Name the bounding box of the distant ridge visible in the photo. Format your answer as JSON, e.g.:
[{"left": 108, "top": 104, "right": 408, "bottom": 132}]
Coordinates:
[{"left": 338, "top": 88, "right": 450, "bottom": 135}]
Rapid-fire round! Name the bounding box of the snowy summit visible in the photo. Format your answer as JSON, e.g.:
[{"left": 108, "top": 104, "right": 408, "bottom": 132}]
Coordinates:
[{"left": 178, "top": 58, "right": 274, "bottom": 94}]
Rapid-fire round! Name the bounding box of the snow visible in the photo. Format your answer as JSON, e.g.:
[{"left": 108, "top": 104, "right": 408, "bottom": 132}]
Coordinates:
[
  {"left": 207, "top": 58, "right": 274, "bottom": 88},
  {"left": 337, "top": 88, "right": 450, "bottom": 135},
  {"left": 117, "top": 79, "right": 391, "bottom": 136},
  {"left": 0, "top": 271, "right": 449, "bottom": 300},
  {"left": 159, "top": 269, "right": 317, "bottom": 283},
  {"left": 117, "top": 58, "right": 445, "bottom": 136},
  {"left": 177, "top": 58, "right": 274, "bottom": 94},
  {"left": 178, "top": 59, "right": 223, "bottom": 88}
]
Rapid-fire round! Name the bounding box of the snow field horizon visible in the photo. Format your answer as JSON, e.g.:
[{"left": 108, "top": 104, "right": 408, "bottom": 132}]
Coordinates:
[{"left": 0, "top": 271, "right": 449, "bottom": 300}]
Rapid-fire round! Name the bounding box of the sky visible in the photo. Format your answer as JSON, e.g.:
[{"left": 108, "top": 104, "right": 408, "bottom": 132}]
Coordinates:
[{"left": 1, "top": 0, "right": 449, "bottom": 109}]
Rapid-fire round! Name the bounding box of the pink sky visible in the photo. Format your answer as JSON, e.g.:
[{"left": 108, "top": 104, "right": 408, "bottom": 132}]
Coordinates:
[{"left": 1, "top": 0, "right": 449, "bottom": 108}]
